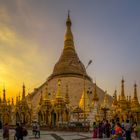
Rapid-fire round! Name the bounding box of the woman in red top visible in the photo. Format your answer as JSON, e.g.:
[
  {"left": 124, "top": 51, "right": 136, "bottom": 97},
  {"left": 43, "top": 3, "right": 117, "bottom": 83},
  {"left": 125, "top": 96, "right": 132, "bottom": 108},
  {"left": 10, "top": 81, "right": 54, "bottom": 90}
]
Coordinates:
[{"left": 115, "top": 123, "right": 123, "bottom": 140}]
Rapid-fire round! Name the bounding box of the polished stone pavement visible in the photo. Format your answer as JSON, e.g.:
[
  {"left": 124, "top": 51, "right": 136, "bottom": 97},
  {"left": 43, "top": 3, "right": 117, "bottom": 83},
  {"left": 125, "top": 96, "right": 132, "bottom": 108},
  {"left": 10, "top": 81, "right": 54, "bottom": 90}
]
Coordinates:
[
  {"left": 0, "top": 129, "right": 139, "bottom": 140},
  {"left": 0, "top": 129, "right": 111, "bottom": 140}
]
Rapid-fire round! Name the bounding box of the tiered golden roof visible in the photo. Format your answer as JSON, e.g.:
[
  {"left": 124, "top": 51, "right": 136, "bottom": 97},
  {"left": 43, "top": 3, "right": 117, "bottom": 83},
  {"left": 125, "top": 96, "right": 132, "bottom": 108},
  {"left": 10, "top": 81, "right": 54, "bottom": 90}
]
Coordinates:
[
  {"left": 92, "top": 83, "right": 99, "bottom": 107},
  {"left": 92, "top": 83, "right": 99, "bottom": 101},
  {"left": 118, "top": 78, "right": 127, "bottom": 110},
  {"left": 22, "top": 84, "right": 26, "bottom": 100},
  {"left": 3, "top": 88, "right": 6, "bottom": 104},
  {"left": 120, "top": 78, "right": 125, "bottom": 100},
  {"left": 49, "top": 13, "right": 91, "bottom": 81},
  {"left": 131, "top": 83, "right": 140, "bottom": 110},
  {"left": 55, "top": 79, "right": 65, "bottom": 106},
  {"left": 112, "top": 90, "right": 118, "bottom": 107},
  {"left": 79, "top": 89, "right": 90, "bottom": 112},
  {"left": 43, "top": 84, "right": 51, "bottom": 107}
]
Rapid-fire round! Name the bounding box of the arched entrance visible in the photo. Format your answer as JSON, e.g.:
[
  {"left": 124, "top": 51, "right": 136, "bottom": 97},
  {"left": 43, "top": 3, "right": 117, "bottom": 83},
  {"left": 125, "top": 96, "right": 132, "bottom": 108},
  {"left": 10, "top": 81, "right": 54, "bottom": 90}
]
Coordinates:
[
  {"left": 38, "top": 111, "right": 43, "bottom": 123},
  {"left": 51, "top": 112, "right": 56, "bottom": 127}
]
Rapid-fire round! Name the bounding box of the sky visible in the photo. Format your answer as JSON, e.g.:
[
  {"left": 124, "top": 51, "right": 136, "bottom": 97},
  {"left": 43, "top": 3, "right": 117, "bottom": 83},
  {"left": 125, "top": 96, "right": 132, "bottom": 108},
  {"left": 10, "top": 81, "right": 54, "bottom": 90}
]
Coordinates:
[{"left": 0, "top": 0, "right": 140, "bottom": 101}]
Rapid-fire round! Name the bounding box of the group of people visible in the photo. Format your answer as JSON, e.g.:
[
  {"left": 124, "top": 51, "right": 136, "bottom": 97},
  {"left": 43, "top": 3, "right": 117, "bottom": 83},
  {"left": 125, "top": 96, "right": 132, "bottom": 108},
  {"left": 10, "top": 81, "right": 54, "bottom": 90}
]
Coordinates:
[
  {"left": 32, "top": 122, "right": 40, "bottom": 138},
  {"left": 1, "top": 121, "right": 40, "bottom": 139},
  {"left": 92, "top": 119, "right": 139, "bottom": 140},
  {"left": 15, "top": 123, "right": 28, "bottom": 140},
  {"left": 2, "top": 122, "right": 28, "bottom": 140}
]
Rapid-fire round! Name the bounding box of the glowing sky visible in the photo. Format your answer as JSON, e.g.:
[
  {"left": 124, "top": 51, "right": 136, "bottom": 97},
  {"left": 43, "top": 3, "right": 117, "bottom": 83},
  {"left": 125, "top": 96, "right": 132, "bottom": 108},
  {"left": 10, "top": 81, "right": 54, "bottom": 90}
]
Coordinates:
[{"left": 0, "top": 0, "right": 140, "bottom": 100}]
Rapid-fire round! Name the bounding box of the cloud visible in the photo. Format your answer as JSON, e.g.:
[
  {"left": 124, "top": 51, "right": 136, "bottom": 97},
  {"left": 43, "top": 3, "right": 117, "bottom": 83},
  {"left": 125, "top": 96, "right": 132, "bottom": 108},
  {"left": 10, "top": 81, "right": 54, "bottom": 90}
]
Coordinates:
[{"left": 0, "top": 6, "right": 47, "bottom": 98}]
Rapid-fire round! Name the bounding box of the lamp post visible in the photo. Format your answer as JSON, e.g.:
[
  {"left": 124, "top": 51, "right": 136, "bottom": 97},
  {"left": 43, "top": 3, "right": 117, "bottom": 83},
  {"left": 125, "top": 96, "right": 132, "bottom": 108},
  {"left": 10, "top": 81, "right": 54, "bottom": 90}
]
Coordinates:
[{"left": 79, "top": 60, "right": 92, "bottom": 123}]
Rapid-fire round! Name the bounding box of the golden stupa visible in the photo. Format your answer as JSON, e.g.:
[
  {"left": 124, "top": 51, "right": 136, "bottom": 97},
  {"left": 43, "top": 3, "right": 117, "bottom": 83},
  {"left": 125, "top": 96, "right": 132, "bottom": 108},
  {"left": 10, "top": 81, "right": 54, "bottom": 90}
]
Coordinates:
[
  {"left": 48, "top": 12, "right": 91, "bottom": 81},
  {"left": 29, "top": 13, "right": 107, "bottom": 118}
]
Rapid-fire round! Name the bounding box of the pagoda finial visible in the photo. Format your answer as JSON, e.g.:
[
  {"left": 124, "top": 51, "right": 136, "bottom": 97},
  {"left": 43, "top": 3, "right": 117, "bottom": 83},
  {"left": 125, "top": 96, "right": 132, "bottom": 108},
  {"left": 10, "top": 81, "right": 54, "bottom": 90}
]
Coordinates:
[
  {"left": 121, "top": 77, "right": 125, "bottom": 100},
  {"left": 134, "top": 83, "right": 138, "bottom": 99},
  {"left": 22, "top": 83, "right": 25, "bottom": 100},
  {"left": 113, "top": 89, "right": 117, "bottom": 101},
  {"left": 12, "top": 97, "right": 14, "bottom": 105},
  {"left": 16, "top": 96, "right": 18, "bottom": 105},
  {"left": 3, "top": 87, "right": 6, "bottom": 103},
  {"left": 79, "top": 89, "right": 90, "bottom": 112},
  {"left": 64, "top": 11, "right": 74, "bottom": 49},
  {"left": 68, "top": 10, "right": 70, "bottom": 18},
  {"left": 131, "top": 83, "right": 140, "bottom": 108}
]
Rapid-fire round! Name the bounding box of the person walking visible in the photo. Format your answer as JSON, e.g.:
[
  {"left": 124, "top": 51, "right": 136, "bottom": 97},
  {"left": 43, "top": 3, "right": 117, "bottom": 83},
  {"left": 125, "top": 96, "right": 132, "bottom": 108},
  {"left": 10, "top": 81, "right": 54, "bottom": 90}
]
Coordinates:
[
  {"left": 92, "top": 122, "right": 97, "bottom": 138},
  {"left": 0, "top": 120, "right": 2, "bottom": 133},
  {"left": 98, "top": 122, "right": 103, "bottom": 138},
  {"left": 35, "top": 122, "right": 40, "bottom": 138},
  {"left": 124, "top": 119, "right": 132, "bottom": 140},
  {"left": 15, "top": 123, "right": 23, "bottom": 140},
  {"left": 3, "top": 123, "right": 9, "bottom": 140},
  {"left": 115, "top": 122, "right": 123, "bottom": 140},
  {"left": 22, "top": 124, "right": 28, "bottom": 140},
  {"left": 105, "top": 120, "right": 111, "bottom": 138}
]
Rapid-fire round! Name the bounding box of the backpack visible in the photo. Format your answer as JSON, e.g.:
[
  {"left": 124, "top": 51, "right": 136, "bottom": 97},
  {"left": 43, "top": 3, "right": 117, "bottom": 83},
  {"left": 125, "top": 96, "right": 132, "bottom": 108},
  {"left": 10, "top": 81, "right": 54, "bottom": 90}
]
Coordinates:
[{"left": 22, "top": 128, "right": 28, "bottom": 136}]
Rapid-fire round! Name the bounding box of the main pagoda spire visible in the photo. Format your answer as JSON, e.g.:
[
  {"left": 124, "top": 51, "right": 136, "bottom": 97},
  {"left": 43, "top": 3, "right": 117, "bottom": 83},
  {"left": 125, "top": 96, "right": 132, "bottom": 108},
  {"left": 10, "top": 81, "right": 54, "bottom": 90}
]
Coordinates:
[
  {"left": 49, "top": 12, "right": 91, "bottom": 81},
  {"left": 64, "top": 11, "right": 74, "bottom": 50}
]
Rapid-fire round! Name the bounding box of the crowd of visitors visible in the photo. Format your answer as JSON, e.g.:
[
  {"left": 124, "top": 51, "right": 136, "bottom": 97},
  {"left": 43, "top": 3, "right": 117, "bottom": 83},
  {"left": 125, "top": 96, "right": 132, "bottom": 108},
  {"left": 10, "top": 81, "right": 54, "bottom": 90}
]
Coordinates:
[
  {"left": 1, "top": 122, "right": 28, "bottom": 140},
  {"left": 1, "top": 121, "right": 40, "bottom": 140},
  {"left": 0, "top": 119, "right": 139, "bottom": 140},
  {"left": 92, "top": 119, "right": 139, "bottom": 140}
]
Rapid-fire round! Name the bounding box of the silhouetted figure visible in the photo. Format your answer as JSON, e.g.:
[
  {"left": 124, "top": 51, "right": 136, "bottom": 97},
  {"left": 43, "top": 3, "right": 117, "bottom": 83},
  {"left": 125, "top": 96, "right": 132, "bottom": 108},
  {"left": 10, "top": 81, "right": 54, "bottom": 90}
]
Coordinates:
[
  {"left": 15, "top": 123, "right": 23, "bottom": 140},
  {"left": 92, "top": 122, "right": 97, "bottom": 138},
  {"left": 3, "top": 123, "right": 9, "bottom": 140},
  {"left": 105, "top": 120, "right": 111, "bottom": 138},
  {"left": 98, "top": 122, "right": 103, "bottom": 138},
  {"left": 0, "top": 120, "right": 2, "bottom": 129},
  {"left": 124, "top": 120, "right": 132, "bottom": 140},
  {"left": 35, "top": 122, "right": 40, "bottom": 138}
]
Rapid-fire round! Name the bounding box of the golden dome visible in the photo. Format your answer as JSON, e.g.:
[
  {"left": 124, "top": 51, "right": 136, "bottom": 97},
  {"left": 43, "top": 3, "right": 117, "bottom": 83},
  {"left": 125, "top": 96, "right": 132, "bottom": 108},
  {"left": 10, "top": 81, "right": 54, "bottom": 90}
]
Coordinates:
[{"left": 48, "top": 13, "right": 91, "bottom": 81}]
